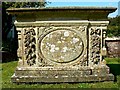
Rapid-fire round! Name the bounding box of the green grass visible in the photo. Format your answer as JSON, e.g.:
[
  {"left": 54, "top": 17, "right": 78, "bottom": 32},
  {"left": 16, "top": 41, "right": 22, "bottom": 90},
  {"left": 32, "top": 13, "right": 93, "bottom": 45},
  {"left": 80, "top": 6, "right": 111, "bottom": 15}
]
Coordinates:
[{"left": 1, "top": 58, "right": 120, "bottom": 88}]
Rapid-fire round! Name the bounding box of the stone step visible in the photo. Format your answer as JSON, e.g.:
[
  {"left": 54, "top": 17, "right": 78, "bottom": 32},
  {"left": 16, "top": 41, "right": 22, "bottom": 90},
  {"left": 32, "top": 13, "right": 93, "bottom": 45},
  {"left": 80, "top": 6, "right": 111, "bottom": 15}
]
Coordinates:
[
  {"left": 11, "top": 74, "right": 114, "bottom": 83},
  {"left": 14, "top": 66, "right": 110, "bottom": 76}
]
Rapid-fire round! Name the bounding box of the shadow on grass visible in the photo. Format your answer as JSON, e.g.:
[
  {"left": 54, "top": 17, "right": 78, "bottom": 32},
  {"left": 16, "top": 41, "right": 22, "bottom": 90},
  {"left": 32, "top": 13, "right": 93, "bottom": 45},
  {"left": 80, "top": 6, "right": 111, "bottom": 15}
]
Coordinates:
[
  {"left": 1, "top": 51, "right": 18, "bottom": 63},
  {"left": 107, "top": 64, "right": 120, "bottom": 82}
]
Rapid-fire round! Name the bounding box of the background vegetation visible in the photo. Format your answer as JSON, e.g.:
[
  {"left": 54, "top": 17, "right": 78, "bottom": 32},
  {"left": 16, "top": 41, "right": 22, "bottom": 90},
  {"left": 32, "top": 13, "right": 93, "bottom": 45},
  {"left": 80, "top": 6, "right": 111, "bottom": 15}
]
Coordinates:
[
  {"left": 2, "top": 2, "right": 48, "bottom": 9},
  {"left": 107, "top": 16, "right": 120, "bottom": 37}
]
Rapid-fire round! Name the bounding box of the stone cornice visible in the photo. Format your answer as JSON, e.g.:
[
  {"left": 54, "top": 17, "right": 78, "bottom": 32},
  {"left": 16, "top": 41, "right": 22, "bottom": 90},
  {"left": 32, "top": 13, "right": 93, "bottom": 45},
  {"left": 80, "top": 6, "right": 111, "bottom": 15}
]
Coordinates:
[{"left": 7, "top": 7, "right": 117, "bottom": 22}]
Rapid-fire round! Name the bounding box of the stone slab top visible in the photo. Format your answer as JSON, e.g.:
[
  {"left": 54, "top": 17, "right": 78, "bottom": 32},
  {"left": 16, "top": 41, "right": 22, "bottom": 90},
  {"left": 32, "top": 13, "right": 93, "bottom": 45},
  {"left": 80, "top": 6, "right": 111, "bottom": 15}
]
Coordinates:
[
  {"left": 105, "top": 37, "right": 120, "bottom": 41},
  {"left": 7, "top": 6, "right": 117, "bottom": 10},
  {"left": 7, "top": 7, "right": 117, "bottom": 21}
]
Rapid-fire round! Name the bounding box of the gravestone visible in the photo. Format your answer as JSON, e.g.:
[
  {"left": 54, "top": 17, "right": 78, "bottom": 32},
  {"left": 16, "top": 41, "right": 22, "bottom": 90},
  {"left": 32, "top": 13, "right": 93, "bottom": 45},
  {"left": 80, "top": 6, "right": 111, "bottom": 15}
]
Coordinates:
[
  {"left": 106, "top": 37, "right": 120, "bottom": 57},
  {"left": 7, "top": 7, "right": 117, "bottom": 83}
]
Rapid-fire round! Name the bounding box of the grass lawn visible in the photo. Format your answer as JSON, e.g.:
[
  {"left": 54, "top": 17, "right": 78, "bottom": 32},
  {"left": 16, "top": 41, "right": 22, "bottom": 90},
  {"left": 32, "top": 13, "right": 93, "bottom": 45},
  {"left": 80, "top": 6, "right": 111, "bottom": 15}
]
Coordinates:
[{"left": 1, "top": 58, "right": 120, "bottom": 88}]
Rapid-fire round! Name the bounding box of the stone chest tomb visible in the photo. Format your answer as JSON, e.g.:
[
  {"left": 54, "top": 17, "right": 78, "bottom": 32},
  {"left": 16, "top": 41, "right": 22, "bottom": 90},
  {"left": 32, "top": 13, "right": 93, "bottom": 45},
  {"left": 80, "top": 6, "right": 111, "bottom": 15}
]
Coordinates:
[{"left": 7, "top": 7, "right": 117, "bottom": 83}]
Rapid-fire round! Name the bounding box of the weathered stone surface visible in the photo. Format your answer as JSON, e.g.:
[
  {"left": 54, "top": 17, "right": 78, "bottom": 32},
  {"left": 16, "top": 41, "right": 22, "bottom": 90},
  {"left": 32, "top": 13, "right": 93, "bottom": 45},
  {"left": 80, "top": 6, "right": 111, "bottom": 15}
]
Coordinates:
[
  {"left": 12, "top": 74, "right": 114, "bottom": 83},
  {"left": 6, "top": 7, "right": 117, "bottom": 83},
  {"left": 7, "top": 7, "right": 117, "bottom": 21},
  {"left": 40, "top": 30, "right": 83, "bottom": 63},
  {"left": 106, "top": 37, "right": 120, "bottom": 57},
  {"left": 11, "top": 66, "right": 114, "bottom": 83}
]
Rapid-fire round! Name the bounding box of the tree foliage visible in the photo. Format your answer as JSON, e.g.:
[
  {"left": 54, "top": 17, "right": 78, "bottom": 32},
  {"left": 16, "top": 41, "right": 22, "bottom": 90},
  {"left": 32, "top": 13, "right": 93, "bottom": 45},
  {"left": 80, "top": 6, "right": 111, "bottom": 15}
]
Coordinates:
[
  {"left": 107, "top": 16, "right": 120, "bottom": 37},
  {"left": 2, "top": 1, "right": 48, "bottom": 9}
]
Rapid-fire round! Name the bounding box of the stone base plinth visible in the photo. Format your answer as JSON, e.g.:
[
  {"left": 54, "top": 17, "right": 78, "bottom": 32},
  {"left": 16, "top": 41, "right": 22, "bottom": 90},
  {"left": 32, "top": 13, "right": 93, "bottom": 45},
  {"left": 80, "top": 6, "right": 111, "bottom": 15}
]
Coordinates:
[{"left": 11, "top": 65, "right": 114, "bottom": 83}]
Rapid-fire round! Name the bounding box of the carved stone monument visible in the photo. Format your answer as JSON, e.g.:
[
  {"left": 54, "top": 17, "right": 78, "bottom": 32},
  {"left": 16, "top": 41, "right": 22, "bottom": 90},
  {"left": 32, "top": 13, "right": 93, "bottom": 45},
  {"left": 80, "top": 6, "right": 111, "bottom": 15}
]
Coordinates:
[{"left": 7, "top": 7, "right": 117, "bottom": 83}]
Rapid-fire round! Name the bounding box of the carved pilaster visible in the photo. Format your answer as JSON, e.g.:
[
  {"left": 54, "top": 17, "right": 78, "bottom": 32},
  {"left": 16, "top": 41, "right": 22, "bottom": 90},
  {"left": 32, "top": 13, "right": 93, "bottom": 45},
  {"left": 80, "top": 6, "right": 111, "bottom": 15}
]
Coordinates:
[
  {"left": 101, "top": 30, "right": 107, "bottom": 56},
  {"left": 89, "top": 27, "right": 101, "bottom": 65},
  {"left": 24, "top": 28, "right": 36, "bottom": 66},
  {"left": 16, "top": 28, "right": 22, "bottom": 58}
]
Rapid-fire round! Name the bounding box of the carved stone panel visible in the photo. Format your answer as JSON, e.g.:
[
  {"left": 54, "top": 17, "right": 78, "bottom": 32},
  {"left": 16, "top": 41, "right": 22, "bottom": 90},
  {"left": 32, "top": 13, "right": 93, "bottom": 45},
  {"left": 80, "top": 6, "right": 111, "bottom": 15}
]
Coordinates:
[
  {"left": 89, "top": 27, "right": 101, "bottom": 65},
  {"left": 40, "top": 30, "right": 84, "bottom": 63},
  {"left": 37, "top": 25, "right": 88, "bottom": 66}
]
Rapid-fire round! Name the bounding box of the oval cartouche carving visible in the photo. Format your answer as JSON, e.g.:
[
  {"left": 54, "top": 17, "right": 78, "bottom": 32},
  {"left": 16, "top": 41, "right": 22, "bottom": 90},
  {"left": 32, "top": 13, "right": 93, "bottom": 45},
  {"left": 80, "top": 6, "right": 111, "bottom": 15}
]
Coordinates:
[{"left": 40, "top": 30, "right": 84, "bottom": 63}]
